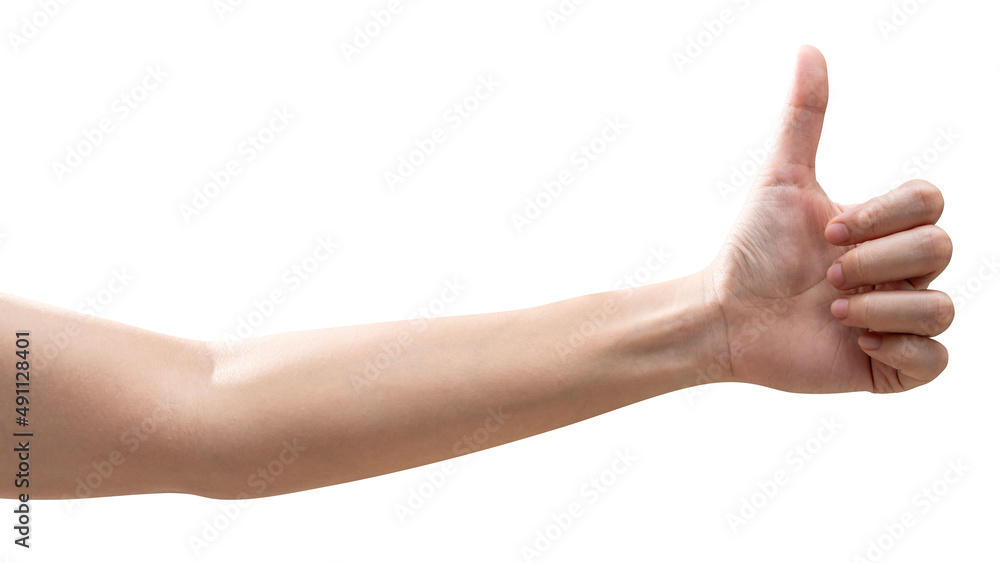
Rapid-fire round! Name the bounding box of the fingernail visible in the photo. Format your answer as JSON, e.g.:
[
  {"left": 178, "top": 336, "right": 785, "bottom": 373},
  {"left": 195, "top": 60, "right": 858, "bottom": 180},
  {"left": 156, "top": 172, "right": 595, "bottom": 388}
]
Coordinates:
[
  {"left": 825, "top": 222, "right": 849, "bottom": 244},
  {"left": 827, "top": 263, "right": 845, "bottom": 288},
  {"left": 858, "top": 333, "right": 882, "bottom": 350},
  {"left": 831, "top": 298, "right": 848, "bottom": 319}
]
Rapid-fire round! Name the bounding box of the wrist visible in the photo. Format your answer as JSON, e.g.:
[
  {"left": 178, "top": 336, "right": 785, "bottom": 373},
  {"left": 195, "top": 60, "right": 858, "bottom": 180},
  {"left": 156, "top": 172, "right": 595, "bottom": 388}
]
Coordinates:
[{"left": 600, "top": 270, "right": 733, "bottom": 396}]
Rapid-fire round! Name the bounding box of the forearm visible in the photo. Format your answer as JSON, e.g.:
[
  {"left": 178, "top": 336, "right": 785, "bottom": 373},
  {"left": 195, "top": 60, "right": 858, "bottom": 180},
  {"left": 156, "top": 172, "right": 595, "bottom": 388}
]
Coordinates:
[
  {"left": 195, "top": 271, "right": 725, "bottom": 499},
  {"left": 0, "top": 272, "right": 724, "bottom": 501}
]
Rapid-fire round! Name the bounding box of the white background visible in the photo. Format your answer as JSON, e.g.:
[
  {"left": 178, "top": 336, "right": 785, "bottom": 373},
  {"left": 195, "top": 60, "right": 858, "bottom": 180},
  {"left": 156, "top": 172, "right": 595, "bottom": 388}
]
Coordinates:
[{"left": 1, "top": 0, "right": 998, "bottom": 561}]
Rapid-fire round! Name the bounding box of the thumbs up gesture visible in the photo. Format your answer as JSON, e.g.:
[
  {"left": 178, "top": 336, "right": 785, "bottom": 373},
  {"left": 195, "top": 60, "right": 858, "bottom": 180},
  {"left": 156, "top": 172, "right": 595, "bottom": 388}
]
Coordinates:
[{"left": 708, "top": 46, "right": 953, "bottom": 393}]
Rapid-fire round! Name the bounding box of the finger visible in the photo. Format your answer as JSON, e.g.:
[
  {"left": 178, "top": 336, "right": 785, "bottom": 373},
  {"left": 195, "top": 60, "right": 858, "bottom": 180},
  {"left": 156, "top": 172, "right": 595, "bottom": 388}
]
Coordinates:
[
  {"left": 824, "top": 179, "right": 944, "bottom": 245},
  {"left": 857, "top": 333, "right": 949, "bottom": 387},
  {"left": 826, "top": 224, "right": 952, "bottom": 290},
  {"left": 830, "top": 290, "right": 955, "bottom": 336},
  {"left": 757, "top": 45, "right": 829, "bottom": 185}
]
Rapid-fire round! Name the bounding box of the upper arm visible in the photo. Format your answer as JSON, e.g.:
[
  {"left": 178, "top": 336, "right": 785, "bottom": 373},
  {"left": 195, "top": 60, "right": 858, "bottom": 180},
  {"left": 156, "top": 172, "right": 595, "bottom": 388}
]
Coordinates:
[{"left": 0, "top": 292, "right": 215, "bottom": 499}]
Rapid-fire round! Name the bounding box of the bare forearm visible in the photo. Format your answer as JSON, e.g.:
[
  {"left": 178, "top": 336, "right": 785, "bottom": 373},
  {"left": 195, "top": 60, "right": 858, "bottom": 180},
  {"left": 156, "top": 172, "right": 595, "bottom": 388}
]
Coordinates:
[
  {"left": 0, "top": 272, "right": 724, "bottom": 501},
  {"left": 195, "top": 272, "right": 724, "bottom": 499}
]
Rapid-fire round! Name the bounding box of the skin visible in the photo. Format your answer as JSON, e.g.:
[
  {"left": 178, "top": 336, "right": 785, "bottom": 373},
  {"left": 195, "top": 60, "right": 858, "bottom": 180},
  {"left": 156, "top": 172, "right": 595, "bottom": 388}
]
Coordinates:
[{"left": 0, "top": 46, "right": 952, "bottom": 501}]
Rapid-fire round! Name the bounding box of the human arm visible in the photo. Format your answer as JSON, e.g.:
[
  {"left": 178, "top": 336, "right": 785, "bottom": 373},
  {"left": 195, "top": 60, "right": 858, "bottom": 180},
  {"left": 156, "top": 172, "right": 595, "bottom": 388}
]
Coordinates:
[
  {"left": 2, "top": 273, "right": 722, "bottom": 500},
  {"left": 3, "top": 45, "right": 953, "bottom": 502},
  {"left": 193, "top": 272, "right": 721, "bottom": 499}
]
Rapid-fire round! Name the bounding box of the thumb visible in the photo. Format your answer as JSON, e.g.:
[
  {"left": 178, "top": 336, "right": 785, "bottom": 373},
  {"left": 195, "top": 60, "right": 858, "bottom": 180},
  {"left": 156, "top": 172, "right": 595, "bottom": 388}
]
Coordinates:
[{"left": 759, "top": 45, "right": 829, "bottom": 185}]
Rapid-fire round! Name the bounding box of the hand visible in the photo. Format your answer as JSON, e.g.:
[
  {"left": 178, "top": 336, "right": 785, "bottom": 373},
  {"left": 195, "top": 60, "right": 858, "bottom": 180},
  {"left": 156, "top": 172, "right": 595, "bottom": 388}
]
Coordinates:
[{"left": 704, "top": 46, "right": 954, "bottom": 393}]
